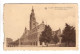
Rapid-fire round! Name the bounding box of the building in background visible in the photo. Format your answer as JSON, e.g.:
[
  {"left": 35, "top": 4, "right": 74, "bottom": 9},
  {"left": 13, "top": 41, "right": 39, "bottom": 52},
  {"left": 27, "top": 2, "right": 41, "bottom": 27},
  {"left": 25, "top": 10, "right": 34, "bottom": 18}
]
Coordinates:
[{"left": 6, "top": 38, "right": 13, "bottom": 47}]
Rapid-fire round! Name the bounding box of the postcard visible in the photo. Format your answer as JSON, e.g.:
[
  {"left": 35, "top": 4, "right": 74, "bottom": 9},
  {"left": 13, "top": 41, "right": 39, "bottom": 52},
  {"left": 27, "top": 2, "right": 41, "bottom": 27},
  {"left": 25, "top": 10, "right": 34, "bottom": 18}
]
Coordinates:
[{"left": 3, "top": 4, "right": 78, "bottom": 50}]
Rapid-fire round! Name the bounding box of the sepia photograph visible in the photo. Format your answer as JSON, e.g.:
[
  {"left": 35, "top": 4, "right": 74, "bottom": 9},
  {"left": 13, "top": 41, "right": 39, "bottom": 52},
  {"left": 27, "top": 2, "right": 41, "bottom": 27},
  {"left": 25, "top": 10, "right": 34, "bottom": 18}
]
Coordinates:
[{"left": 3, "top": 4, "right": 78, "bottom": 50}]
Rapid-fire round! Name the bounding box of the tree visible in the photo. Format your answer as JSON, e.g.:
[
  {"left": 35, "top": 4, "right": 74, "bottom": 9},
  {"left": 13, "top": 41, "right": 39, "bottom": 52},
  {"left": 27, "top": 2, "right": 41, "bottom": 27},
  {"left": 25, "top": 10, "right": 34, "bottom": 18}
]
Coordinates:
[
  {"left": 39, "top": 25, "right": 52, "bottom": 46},
  {"left": 53, "top": 34, "right": 59, "bottom": 45},
  {"left": 62, "top": 23, "right": 76, "bottom": 47}
]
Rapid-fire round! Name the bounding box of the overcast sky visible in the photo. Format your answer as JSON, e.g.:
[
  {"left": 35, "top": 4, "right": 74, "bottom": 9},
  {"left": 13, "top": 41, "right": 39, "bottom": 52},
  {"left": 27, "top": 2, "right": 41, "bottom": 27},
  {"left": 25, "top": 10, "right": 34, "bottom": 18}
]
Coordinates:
[{"left": 4, "top": 4, "right": 77, "bottom": 41}]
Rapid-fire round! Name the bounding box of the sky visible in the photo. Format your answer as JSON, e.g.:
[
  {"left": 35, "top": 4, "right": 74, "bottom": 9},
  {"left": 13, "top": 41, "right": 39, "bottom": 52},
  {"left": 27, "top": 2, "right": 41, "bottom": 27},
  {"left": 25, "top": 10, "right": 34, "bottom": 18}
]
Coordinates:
[{"left": 4, "top": 4, "right": 78, "bottom": 41}]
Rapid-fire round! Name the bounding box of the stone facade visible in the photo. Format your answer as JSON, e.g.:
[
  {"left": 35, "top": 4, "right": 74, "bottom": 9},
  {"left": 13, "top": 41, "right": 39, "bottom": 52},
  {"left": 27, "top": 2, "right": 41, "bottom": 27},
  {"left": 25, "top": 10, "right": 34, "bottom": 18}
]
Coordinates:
[{"left": 19, "top": 7, "right": 45, "bottom": 46}]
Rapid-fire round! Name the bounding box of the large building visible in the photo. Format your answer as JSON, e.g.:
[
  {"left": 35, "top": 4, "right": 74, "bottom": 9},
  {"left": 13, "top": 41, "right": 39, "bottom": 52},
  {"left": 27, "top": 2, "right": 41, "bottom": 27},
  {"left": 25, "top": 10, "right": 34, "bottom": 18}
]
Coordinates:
[
  {"left": 19, "top": 7, "right": 45, "bottom": 46},
  {"left": 6, "top": 7, "right": 61, "bottom": 47}
]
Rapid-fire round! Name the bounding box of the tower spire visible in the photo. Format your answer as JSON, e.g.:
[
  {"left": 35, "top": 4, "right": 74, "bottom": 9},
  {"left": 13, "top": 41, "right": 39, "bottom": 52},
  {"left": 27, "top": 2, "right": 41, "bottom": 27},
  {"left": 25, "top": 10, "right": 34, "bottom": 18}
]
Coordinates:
[
  {"left": 30, "top": 6, "right": 36, "bottom": 30},
  {"left": 32, "top": 6, "right": 34, "bottom": 12}
]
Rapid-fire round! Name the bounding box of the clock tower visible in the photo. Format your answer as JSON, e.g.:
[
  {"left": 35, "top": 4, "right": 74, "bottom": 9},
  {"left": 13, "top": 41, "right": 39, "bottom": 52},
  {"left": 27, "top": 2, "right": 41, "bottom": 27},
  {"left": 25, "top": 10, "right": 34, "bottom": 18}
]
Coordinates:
[{"left": 30, "top": 7, "right": 37, "bottom": 30}]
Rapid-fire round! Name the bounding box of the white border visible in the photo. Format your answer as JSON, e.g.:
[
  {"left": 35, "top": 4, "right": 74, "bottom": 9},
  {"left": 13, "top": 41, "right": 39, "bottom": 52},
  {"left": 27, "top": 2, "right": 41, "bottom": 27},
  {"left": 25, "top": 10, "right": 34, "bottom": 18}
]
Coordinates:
[{"left": 0, "top": 0, "right": 80, "bottom": 54}]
